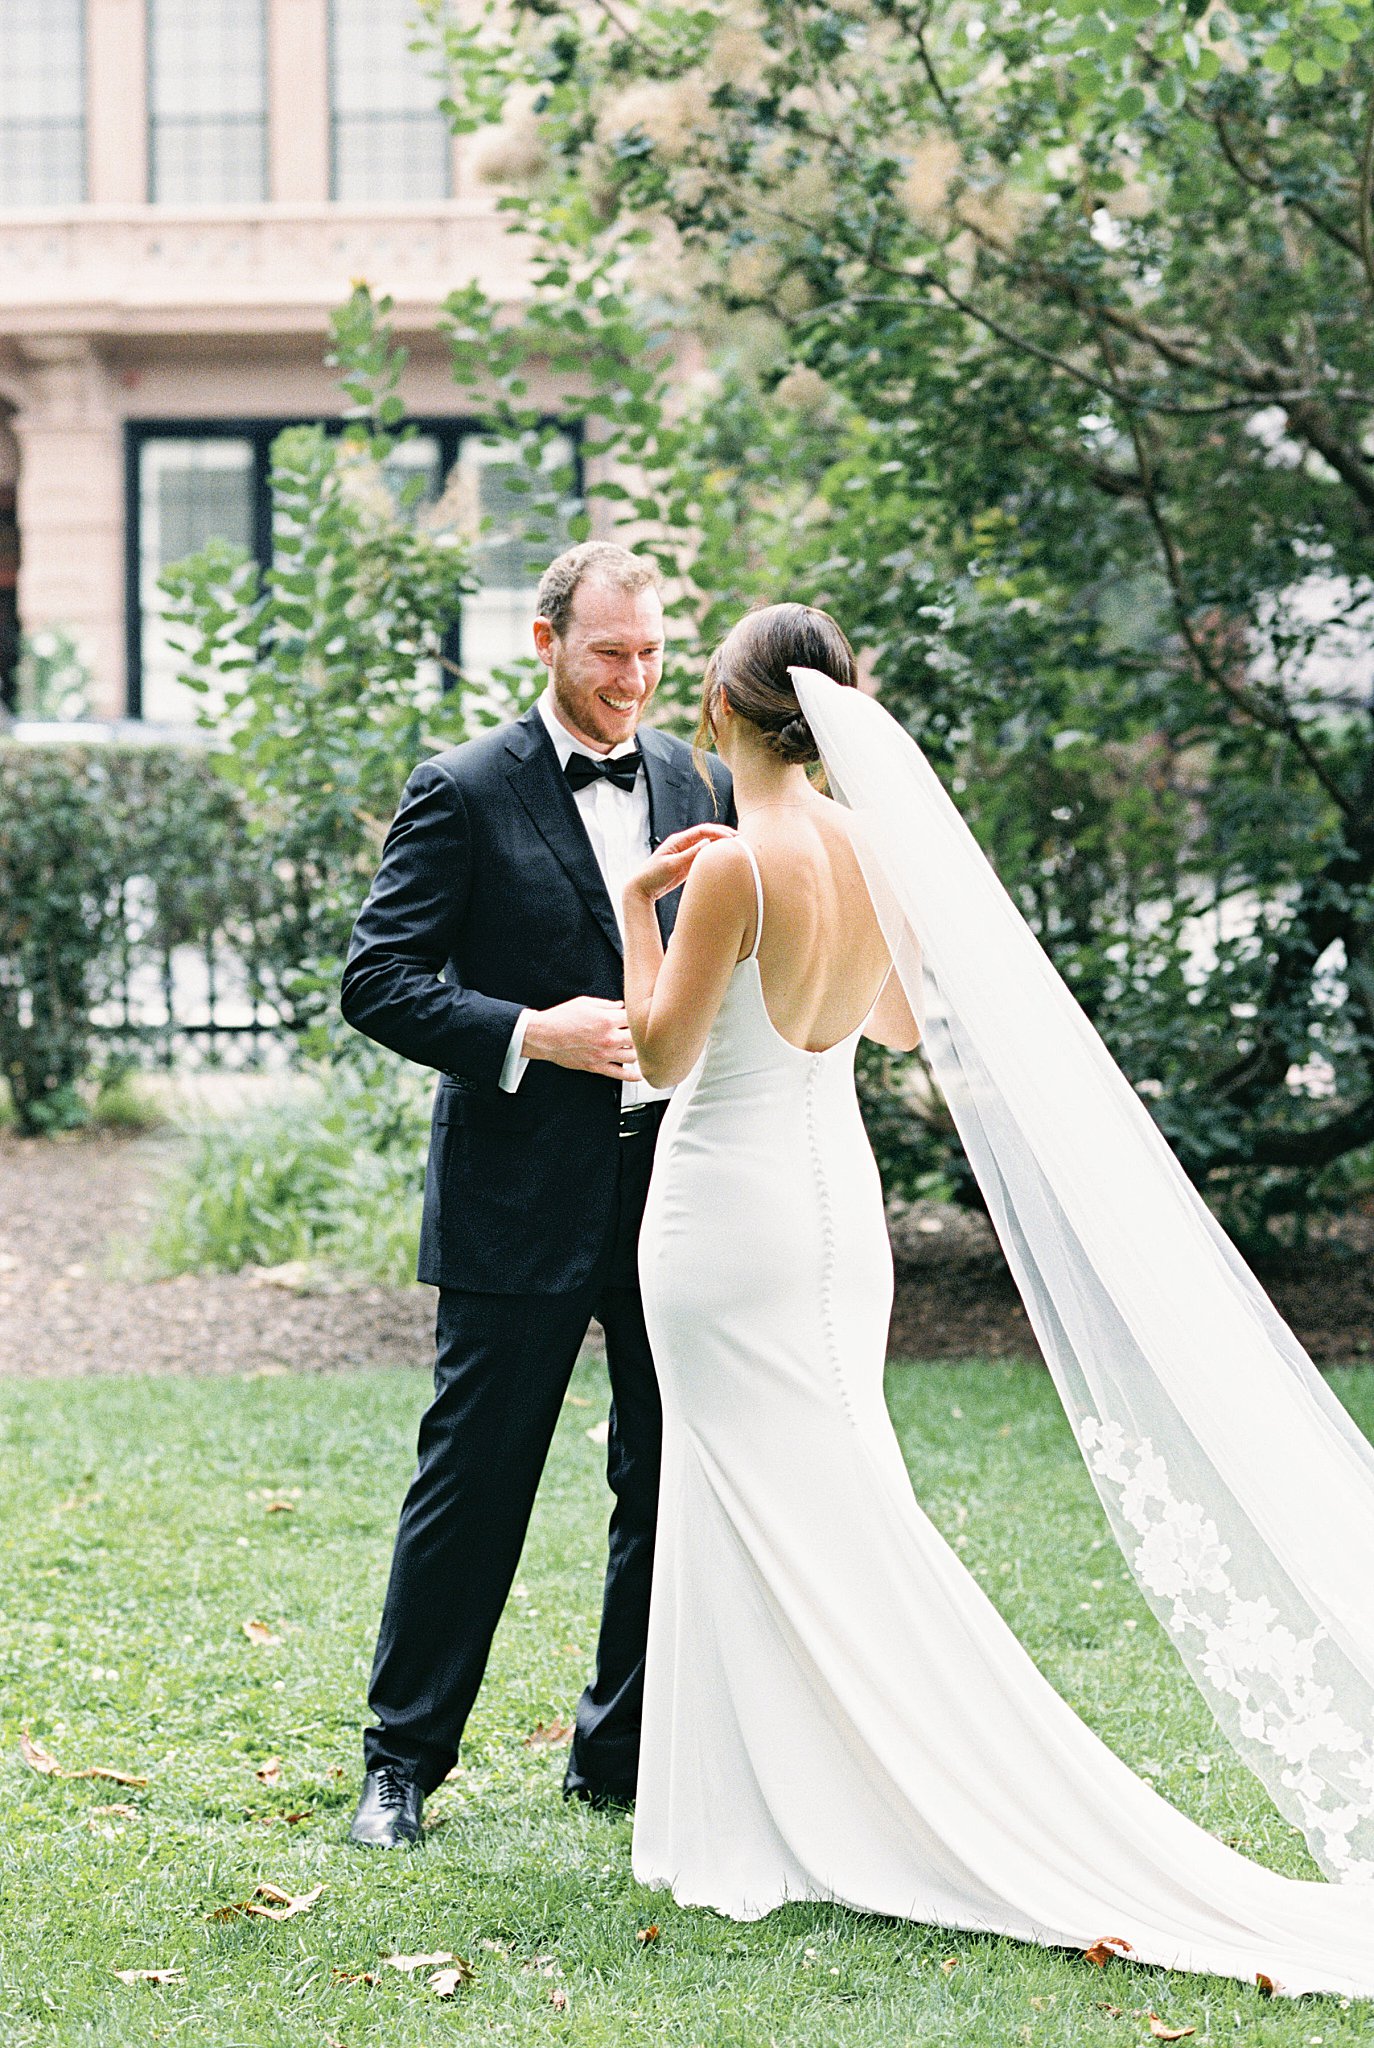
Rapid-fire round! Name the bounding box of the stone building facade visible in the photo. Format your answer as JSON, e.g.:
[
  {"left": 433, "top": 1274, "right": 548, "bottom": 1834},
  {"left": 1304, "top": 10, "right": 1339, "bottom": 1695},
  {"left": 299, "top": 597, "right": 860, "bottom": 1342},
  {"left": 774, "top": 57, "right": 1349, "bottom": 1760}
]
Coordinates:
[{"left": 0, "top": 0, "right": 544, "bottom": 724}]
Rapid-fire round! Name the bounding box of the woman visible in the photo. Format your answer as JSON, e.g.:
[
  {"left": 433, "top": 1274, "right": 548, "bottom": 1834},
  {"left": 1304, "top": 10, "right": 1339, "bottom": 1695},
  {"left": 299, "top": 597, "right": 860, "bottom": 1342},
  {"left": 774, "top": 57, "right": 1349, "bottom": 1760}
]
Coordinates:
[{"left": 618, "top": 601, "right": 1374, "bottom": 1998}]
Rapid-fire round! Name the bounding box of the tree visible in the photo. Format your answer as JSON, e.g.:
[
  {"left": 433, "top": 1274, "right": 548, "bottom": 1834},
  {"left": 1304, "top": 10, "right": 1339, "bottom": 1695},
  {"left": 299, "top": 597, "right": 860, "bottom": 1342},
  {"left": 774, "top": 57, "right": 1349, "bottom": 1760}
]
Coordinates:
[{"left": 422, "top": 0, "right": 1374, "bottom": 1243}]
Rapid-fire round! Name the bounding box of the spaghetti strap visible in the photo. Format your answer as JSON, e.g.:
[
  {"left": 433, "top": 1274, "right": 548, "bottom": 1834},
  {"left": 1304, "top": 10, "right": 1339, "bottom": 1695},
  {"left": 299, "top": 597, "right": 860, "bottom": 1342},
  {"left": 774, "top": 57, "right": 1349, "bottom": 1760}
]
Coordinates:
[{"left": 739, "top": 839, "right": 765, "bottom": 962}]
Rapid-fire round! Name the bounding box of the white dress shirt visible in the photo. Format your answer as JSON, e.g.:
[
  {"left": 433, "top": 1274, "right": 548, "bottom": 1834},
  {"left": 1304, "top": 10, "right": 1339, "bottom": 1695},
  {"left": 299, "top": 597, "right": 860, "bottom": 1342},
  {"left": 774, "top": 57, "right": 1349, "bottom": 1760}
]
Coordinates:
[{"left": 498, "top": 686, "right": 671, "bottom": 1105}]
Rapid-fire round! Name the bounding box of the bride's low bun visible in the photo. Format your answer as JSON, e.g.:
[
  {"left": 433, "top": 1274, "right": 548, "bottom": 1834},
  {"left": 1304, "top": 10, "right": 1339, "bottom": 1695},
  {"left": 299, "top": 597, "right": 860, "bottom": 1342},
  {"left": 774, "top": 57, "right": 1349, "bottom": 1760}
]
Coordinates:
[
  {"left": 774, "top": 712, "right": 819, "bottom": 765},
  {"left": 694, "top": 602, "right": 858, "bottom": 774}
]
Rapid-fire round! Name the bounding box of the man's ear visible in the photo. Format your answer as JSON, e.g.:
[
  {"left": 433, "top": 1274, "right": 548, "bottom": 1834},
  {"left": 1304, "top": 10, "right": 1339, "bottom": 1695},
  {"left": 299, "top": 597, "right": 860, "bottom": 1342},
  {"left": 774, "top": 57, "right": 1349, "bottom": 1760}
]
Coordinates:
[{"left": 532, "top": 615, "right": 557, "bottom": 669}]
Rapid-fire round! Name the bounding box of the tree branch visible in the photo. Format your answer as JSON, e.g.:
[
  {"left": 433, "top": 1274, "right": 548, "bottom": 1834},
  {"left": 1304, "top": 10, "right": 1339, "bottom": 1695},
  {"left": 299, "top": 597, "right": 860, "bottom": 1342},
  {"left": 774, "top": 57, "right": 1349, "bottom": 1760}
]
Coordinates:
[{"left": 1212, "top": 109, "right": 1363, "bottom": 262}]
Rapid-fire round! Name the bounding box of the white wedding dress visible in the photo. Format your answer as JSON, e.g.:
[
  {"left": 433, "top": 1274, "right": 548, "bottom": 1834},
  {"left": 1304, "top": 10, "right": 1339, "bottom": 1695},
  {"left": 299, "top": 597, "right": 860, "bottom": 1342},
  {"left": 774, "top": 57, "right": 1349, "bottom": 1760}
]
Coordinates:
[{"left": 633, "top": 838, "right": 1374, "bottom": 1999}]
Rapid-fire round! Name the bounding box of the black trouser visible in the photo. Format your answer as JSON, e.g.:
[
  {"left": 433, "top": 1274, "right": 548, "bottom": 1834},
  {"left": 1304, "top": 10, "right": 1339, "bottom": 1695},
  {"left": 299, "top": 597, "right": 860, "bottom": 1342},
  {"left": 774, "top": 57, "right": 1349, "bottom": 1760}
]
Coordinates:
[{"left": 363, "top": 1118, "right": 662, "bottom": 1798}]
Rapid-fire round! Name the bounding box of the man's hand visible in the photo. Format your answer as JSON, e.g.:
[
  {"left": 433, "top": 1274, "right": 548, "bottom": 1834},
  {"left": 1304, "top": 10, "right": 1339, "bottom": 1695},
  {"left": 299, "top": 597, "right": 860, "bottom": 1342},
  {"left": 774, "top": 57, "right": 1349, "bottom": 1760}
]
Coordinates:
[{"left": 522, "top": 995, "right": 643, "bottom": 1082}]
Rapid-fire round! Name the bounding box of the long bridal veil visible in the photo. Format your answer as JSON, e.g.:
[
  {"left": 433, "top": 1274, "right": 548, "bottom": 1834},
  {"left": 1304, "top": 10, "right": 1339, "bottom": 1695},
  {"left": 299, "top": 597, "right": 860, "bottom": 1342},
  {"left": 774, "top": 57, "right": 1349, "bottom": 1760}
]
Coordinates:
[{"left": 791, "top": 664, "right": 1374, "bottom": 1885}]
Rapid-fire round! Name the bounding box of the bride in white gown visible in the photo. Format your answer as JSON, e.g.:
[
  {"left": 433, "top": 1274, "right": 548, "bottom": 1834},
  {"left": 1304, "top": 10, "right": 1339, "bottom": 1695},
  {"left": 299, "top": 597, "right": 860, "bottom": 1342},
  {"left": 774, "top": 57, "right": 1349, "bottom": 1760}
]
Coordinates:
[{"left": 616, "top": 602, "right": 1374, "bottom": 2000}]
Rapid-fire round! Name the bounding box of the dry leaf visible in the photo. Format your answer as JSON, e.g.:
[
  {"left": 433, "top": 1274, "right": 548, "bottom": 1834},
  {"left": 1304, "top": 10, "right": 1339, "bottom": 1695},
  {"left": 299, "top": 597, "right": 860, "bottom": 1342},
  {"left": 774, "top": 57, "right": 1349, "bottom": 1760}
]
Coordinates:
[
  {"left": 263, "top": 1499, "right": 295, "bottom": 1514},
  {"left": 1096, "top": 2005, "right": 1126, "bottom": 2017},
  {"left": 20, "top": 1731, "right": 145, "bottom": 1785},
  {"left": 940, "top": 1955, "right": 960, "bottom": 1973},
  {"left": 1255, "top": 1972, "right": 1281, "bottom": 1997},
  {"left": 522, "top": 1954, "right": 559, "bottom": 1977},
  {"left": 330, "top": 1967, "right": 379, "bottom": 1987},
  {"left": 1082, "top": 1935, "right": 1134, "bottom": 1967},
  {"left": 636, "top": 1924, "right": 660, "bottom": 1944},
  {"left": 550, "top": 1986, "right": 570, "bottom": 2011},
  {"left": 428, "top": 1960, "right": 474, "bottom": 1997},
  {"left": 242, "top": 1619, "right": 281, "bottom": 1646},
  {"left": 112, "top": 1966, "right": 184, "bottom": 1985},
  {"left": 209, "top": 1882, "right": 323, "bottom": 1923},
  {"left": 19, "top": 1729, "right": 62, "bottom": 1776},
  {"left": 479, "top": 1939, "right": 509, "bottom": 1955},
  {"left": 383, "top": 1951, "right": 455, "bottom": 1974},
  {"left": 523, "top": 1720, "right": 573, "bottom": 1748},
  {"left": 1147, "top": 2018, "right": 1195, "bottom": 2042},
  {"left": 326, "top": 1765, "right": 345, "bottom": 1780},
  {"left": 92, "top": 1803, "right": 138, "bottom": 1821},
  {"left": 255, "top": 1757, "right": 282, "bottom": 1785}
]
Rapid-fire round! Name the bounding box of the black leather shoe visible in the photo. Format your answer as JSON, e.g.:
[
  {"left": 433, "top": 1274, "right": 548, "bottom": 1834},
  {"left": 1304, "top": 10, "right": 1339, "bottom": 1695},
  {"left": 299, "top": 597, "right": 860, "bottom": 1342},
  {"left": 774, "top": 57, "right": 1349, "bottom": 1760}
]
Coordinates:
[
  {"left": 563, "top": 1766, "right": 635, "bottom": 1813},
  {"left": 348, "top": 1766, "right": 424, "bottom": 1848}
]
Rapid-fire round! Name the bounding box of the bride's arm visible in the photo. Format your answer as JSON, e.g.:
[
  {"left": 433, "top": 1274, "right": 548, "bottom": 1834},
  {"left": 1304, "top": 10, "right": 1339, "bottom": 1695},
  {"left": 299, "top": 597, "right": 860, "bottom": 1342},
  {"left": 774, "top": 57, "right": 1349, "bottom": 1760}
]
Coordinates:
[
  {"left": 864, "top": 951, "right": 923, "bottom": 1052},
  {"left": 623, "top": 833, "right": 753, "bottom": 1088}
]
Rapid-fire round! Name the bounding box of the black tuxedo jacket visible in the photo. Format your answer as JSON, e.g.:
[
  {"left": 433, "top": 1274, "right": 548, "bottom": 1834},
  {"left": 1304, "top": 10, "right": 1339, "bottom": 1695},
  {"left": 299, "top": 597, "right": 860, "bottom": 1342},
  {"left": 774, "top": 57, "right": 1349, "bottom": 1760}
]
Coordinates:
[{"left": 340, "top": 707, "right": 735, "bottom": 1295}]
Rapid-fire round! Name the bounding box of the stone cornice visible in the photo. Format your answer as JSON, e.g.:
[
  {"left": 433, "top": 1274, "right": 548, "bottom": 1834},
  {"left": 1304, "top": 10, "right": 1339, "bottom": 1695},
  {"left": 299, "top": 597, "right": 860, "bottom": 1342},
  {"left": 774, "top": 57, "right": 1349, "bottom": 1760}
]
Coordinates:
[{"left": 0, "top": 202, "right": 528, "bottom": 336}]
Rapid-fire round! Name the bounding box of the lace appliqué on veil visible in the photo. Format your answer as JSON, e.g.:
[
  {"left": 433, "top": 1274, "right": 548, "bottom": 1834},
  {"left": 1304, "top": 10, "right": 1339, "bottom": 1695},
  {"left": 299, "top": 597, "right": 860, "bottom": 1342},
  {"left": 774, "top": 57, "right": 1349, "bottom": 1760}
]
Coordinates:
[{"left": 1079, "top": 1415, "right": 1374, "bottom": 1883}]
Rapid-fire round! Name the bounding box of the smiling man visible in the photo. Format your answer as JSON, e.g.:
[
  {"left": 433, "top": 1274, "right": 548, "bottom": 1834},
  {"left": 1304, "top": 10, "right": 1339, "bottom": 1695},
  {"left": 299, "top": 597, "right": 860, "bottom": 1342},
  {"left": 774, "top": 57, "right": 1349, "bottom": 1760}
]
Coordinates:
[{"left": 339, "top": 542, "right": 734, "bottom": 1846}]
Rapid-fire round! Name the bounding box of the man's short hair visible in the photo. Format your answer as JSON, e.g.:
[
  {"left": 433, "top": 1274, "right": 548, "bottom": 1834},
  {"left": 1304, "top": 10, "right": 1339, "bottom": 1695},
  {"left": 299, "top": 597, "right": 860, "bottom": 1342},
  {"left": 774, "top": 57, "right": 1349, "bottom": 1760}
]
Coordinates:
[{"left": 535, "top": 541, "right": 663, "bottom": 637}]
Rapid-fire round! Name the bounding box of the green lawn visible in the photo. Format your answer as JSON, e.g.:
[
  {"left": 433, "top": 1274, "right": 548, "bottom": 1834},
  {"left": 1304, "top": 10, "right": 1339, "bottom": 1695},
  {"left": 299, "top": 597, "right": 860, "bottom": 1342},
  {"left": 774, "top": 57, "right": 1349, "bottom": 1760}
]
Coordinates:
[{"left": 2, "top": 1357, "right": 1372, "bottom": 2047}]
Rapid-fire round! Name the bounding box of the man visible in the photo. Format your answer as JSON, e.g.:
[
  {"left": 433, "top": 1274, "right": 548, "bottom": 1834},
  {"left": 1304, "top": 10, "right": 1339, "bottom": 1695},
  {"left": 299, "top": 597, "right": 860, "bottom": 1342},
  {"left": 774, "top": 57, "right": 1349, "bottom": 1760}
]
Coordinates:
[{"left": 339, "top": 541, "right": 734, "bottom": 1846}]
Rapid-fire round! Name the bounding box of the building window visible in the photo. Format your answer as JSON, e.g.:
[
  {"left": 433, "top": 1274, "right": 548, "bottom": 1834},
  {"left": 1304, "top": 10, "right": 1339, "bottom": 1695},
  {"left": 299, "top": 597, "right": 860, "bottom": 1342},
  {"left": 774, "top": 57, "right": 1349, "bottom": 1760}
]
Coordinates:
[
  {"left": 126, "top": 421, "right": 578, "bottom": 723},
  {"left": 329, "top": 0, "right": 451, "bottom": 203},
  {"left": 148, "top": 0, "right": 268, "bottom": 205},
  {"left": 0, "top": 0, "right": 85, "bottom": 207}
]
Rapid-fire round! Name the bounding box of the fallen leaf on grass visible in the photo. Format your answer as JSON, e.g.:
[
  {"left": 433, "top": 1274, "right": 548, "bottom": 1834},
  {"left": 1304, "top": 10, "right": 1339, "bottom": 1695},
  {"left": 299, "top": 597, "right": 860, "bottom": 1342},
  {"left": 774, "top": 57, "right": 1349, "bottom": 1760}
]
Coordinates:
[
  {"left": 1255, "top": 1972, "right": 1282, "bottom": 1997},
  {"left": 92, "top": 1803, "right": 138, "bottom": 1821},
  {"left": 383, "top": 1951, "right": 456, "bottom": 1974},
  {"left": 255, "top": 1757, "right": 282, "bottom": 1784},
  {"left": 208, "top": 1882, "right": 323, "bottom": 1923},
  {"left": 428, "top": 1960, "right": 474, "bottom": 1996},
  {"left": 19, "top": 1730, "right": 146, "bottom": 1785},
  {"left": 1082, "top": 1936, "right": 1134, "bottom": 1967},
  {"left": 479, "top": 1939, "right": 509, "bottom": 1955},
  {"left": 242, "top": 1619, "right": 281, "bottom": 1647},
  {"left": 262, "top": 1499, "right": 295, "bottom": 1514},
  {"left": 523, "top": 1720, "right": 573, "bottom": 1748},
  {"left": 252, "top": 1808, "right": 313, "bottom": 1827},
  {"left": 636, "top": 1925, "right": 659, "bottom": 1945},
  {"left": 1096, "top": 2005, "right": 1126, "bottom": 2017},
  {"left": 330, "top": 1968, "right": 379, "bottom": 1987},
  {"left": 19, "top": 1730, "right": 62, "bottom": 1775},
  {"left": 1147, "top": 2018, "right": 1195, "bottom": 2042},
  {"left": 550, "top": 1986, "right": 569, "bottom": 2011},
  {"left": 112, "top": 1967, "right": 184, "bottom": 1985},
  {"left": 939, "top": 1956, "right": 960, "bottom": 1973},
  {"left": 522, "top": 1955, "right": 560, "bottom": 1977}
]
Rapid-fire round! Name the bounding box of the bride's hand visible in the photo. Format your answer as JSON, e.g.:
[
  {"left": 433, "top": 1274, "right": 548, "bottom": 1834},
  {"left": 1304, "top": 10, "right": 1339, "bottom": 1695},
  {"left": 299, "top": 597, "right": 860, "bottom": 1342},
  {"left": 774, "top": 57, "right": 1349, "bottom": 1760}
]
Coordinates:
[{"left": 626, "top": 824, "right": 736, "bottom": 905}]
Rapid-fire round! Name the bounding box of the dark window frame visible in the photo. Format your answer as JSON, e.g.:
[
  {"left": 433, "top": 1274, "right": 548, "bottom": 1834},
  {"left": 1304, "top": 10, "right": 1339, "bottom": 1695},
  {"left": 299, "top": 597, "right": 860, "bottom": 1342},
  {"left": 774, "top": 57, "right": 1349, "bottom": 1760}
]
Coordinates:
[
  {"left": 145, "top": 0, "right": 270, "bottom": 206},
  {"left": 123, "top": 415, "right": 583, "bottom": 719}
]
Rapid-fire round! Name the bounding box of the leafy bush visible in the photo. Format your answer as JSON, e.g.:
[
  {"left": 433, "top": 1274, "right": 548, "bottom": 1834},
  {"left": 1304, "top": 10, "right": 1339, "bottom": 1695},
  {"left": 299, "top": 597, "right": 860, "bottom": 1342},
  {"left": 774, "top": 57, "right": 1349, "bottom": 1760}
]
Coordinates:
[
  {"left": 148, "top": 1055, "right": 430, "bottom": 1286},
  {"left": 0, "top": 742, "right": 271, "bottom": 1133},
  {"left": 160, "top": 288, "right": 475, "bottom": 1034},
  {"left": 0, "top": 748, "right": 118, "bottom": 1132}
]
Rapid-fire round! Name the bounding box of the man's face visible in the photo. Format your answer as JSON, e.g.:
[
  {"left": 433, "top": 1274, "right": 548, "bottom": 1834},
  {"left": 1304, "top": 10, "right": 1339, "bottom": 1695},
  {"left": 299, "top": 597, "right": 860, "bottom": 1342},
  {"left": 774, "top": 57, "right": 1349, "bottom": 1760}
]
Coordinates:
[{"left": 533, "top": 577, "right": 665, "bottom": 752}]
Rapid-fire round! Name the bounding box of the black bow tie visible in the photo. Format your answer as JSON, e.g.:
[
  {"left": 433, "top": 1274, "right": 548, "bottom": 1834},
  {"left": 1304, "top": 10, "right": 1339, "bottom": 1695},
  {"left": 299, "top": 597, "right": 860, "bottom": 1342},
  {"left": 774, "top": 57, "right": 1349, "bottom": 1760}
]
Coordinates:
[{"left": 564, "top": 748, "right": 642, "bottom": 793}]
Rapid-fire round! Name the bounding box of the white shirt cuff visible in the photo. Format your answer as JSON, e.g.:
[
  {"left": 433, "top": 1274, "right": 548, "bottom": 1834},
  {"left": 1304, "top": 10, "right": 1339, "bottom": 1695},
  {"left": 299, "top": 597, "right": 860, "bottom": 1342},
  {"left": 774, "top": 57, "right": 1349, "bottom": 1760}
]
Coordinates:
[{"left": 499, "top": 1008, "right": 532, "bottom": 1093}]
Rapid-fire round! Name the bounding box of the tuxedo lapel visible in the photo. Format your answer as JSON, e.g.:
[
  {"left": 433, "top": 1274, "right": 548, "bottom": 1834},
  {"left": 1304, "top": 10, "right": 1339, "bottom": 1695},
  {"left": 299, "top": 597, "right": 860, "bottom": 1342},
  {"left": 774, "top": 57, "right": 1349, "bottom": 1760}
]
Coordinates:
[
  {"left": 639, "top": 725, "right": 711, "bottom": 946},
  {"left": 502, "top": 711, "right": 624, "bottom": 959}
]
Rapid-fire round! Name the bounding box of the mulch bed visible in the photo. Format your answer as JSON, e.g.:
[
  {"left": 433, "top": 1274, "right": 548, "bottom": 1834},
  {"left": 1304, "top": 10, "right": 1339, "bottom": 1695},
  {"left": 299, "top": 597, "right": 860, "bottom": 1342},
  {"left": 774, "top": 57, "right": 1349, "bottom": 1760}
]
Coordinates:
[{"left": 1, "top": 1133, "right": 1370, "bottom": 1378}]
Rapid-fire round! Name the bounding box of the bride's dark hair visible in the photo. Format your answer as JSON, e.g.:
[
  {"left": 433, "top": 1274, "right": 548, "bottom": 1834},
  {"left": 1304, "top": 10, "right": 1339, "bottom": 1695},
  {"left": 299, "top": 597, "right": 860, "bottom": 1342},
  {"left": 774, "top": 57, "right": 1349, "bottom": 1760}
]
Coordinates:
[{"left": 694, "top": 602, "right": 859, "bottom": 771}]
